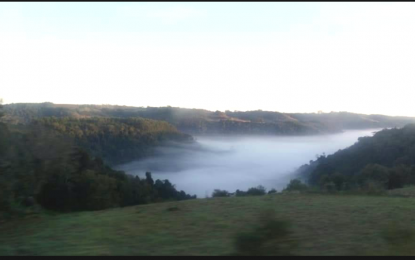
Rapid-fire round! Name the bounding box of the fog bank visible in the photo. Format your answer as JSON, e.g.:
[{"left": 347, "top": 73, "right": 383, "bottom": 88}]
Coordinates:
[{"left": 116, "top": 129, "right": 380, "bottom": 198}]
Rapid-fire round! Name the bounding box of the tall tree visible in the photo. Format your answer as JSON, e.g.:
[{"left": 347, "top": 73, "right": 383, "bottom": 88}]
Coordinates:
[
  {"left": 0, "top": 98, "right": 4, "bottom": 118},
  {"left": 0, "top": 98, "right": 8, "bottom": 153},
  {"left": 146, "top": 172, "right": 154, "bottom": 186}
]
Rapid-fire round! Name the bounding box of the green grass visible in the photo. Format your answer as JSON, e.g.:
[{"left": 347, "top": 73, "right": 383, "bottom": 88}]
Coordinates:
[
  {"left": 388, "top": 186, "right": 415, "bottom": 198},
  {"left": 2, "top": 193, "right": 415, "bottom": 256}
]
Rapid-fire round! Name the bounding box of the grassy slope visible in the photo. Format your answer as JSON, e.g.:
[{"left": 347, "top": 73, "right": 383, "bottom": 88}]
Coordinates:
[{"left": 1, "top": 194, "right": 415, "bottom": 256}]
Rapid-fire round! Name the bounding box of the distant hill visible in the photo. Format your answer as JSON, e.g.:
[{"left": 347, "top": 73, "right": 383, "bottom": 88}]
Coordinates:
[
  {"left": 288, "top": 112, "right": 415, "bottom": 132},
  {"left": 3, "top": 103, "right": 415, "bottom": 135}
]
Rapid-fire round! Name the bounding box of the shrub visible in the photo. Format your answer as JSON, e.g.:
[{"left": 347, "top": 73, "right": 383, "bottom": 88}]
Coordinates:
[
  {"left": 233, "top": 211, "right": 298, "bottom": 256},
  {"left": 268, "top": 189, "right": 277, "bottom": 194},
  {"left": 212, "top": 189, "right": 231, "bottom": 198},
  {"left": 284, "top": 179, "right": 308, "bottom": 192},
  {"left": 359, "top": 180, "right": 387, "bottom": 195},
  {"left": 235, "top": 189, "right": 247, "bottom": 197},
  {"left": 246, "top": 186, "right": 267, "bottom": 196}
]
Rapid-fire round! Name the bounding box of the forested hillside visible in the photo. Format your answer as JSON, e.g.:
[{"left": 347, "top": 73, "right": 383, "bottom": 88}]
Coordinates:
[
  {"left": 34, "top": 117, "right": 194, "bottom": 165},
  {"left": 0, "top": 103, "right": 196, "bottom": 216},
  {"left": 297, "top": 124, "right": 415, "bottom": 191},
  {"left": 4, "top": 103, "right": 415, "bottom": 135}
]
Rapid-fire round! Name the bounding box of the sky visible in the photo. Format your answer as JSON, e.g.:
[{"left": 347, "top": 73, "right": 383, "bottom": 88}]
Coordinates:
[{"left": 1, "top": 2, "right": 415, "bottom": 116}]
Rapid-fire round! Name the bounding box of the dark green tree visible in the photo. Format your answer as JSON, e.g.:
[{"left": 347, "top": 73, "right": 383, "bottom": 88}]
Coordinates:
[
  {"left": 0, "top": 98, "right": 4, "bottom": 118},
  {"left": 268, "top": 188, "right": 277, "bottom": 194},
  {"left": 146, "top": 172, "right": 154, "bottom": 186},
  {"left": 246, "top": 186, "right": 267, "bottom": 196},
  {"left": 212, "top": 189, "right": 231, "bottom": 197}
]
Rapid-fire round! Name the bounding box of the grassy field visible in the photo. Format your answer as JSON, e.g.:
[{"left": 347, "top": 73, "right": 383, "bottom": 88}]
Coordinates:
[
  {"left": 1, "top": 193, "right": 415, "bottom": 256},
  {"left": 388, "top": 186, "right": 415, "bottom": 198}
]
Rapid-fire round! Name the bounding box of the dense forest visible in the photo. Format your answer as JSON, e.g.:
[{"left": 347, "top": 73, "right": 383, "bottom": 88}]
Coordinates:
[
  {"left": 297, "top": 124, "right": 415, "bottom": 191},
  {"left": 4, "top": 103, "right": 415, "bottom": 135},
  {"left": 34, "top": 117, "right": 194, "bottom": 166},
  {"left": 0, "top": 103, "right": 196, "bottom": 217}
]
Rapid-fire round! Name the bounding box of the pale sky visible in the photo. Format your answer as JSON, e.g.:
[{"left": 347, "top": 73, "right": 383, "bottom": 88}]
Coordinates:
[{"left": 1, "top": 2, "right": 415, "bottom": 116}]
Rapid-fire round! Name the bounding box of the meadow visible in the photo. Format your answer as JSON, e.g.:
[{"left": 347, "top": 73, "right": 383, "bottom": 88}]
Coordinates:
[{"left": 2, "top": 192, "right": 415, "bottom": 256}]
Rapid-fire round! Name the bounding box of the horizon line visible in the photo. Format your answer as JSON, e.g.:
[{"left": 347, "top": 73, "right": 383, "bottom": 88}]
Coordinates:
[{"left": 3, "top": 101, "right": 414, "bottom": 119}]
